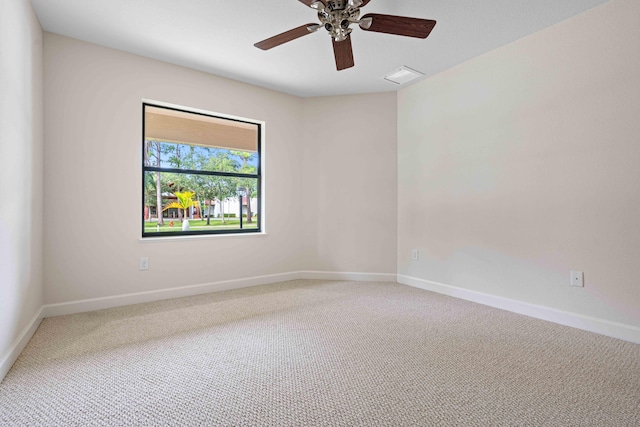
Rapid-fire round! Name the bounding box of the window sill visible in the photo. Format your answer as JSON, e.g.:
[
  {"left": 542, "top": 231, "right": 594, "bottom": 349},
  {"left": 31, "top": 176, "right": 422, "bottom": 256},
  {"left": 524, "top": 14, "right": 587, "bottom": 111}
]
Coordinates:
[{"left": 139, "top": 231, "right": 268, "bottom": 243}]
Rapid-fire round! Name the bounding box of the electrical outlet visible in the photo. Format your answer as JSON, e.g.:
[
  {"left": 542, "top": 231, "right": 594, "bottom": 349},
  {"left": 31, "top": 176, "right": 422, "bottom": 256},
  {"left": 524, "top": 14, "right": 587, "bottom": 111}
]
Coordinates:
[
  {"left": 412, "top": 249, "right": 419, "bottom": 261},
  {"left": 140, "top": 257, "right": 149, "bottom": 271},
  {"left": 570, "top": 270, "right": 583, "bottom": 287}
]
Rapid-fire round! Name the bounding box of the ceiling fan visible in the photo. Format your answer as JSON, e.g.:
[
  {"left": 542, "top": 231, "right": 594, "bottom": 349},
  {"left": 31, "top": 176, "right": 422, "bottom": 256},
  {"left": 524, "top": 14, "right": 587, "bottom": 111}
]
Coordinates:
[{"left": 254, "top": 0, "right": 436, "bottom": 71}]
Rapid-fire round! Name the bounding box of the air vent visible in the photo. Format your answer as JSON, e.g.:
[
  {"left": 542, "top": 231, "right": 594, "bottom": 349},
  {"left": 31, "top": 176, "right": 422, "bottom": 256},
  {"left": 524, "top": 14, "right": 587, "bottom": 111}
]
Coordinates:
[{"left": 384, "top": 66, "right": 424, "bottom": 85}]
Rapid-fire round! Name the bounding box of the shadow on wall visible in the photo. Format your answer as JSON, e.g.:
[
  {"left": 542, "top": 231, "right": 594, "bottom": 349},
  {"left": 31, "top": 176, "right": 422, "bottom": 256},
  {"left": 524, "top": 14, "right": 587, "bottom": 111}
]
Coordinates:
[{"left": 0, "top": 221, "right": 21, "bottom": 357}]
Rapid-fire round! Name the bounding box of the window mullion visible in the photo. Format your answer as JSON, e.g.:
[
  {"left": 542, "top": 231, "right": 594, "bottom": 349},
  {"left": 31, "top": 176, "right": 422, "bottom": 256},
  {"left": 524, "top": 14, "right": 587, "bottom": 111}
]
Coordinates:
[{"left": 143, "top": 166, "right": 257, "bottom": 179}]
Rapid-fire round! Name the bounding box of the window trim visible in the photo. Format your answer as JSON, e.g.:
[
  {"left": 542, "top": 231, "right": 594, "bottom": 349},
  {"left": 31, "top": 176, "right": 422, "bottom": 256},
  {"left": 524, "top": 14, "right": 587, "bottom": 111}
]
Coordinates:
[{"left": 141, "top": 102, "right": 263, "bottom": 238}]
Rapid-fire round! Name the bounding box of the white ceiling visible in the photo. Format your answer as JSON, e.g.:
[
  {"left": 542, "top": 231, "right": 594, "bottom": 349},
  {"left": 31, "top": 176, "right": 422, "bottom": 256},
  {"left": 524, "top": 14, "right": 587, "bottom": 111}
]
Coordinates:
[{"left": 31, "top": 0, "right": 609, "bottom": 97}]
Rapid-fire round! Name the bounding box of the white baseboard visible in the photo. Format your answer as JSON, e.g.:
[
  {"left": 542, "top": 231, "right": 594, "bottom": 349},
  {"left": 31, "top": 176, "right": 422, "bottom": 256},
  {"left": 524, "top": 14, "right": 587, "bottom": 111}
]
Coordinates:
[
  {"left": 301, "top": 270, "right": 397, "bottom": 282},
  {"left": 398, "top": 274, "right": 640, "bottom": 344},
  {"left": 42, "top": 270, "right": 395, "bottom": 318},
  {"left": 0, "top": 307, "right": 44, "bottom": 383},
  {"left": 42, "top": 271, "right": 303, "bottom": 318}
]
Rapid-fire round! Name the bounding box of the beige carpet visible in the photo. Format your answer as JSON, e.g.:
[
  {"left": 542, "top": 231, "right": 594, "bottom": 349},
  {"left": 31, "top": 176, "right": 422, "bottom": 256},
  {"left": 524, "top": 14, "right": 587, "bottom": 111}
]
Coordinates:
[{"left": 1, "top": 280, "right": 639, "bottom": 426}]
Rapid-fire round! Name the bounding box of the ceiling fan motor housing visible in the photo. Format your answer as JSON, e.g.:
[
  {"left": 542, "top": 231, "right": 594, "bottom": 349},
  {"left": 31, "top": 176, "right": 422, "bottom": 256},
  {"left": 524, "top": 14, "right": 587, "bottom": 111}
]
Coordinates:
[{"left": 318, "top": 0, "right": 361, "bottom": 42}]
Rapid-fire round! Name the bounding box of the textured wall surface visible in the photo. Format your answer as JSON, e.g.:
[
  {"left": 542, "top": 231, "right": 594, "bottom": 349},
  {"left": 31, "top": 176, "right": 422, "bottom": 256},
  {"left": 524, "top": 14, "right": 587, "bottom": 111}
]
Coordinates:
[
  {"left": 42, "top": 35, "right": 398, "bottom": 304},
  {"left": 43, "top": 34, "right": 307, "bottom": 303},
  {"left": 398, "top": 0, "right": 640, "bottom": 327},
  {"left": 302, "top": 93, "right": 398, "bottom": 275}
]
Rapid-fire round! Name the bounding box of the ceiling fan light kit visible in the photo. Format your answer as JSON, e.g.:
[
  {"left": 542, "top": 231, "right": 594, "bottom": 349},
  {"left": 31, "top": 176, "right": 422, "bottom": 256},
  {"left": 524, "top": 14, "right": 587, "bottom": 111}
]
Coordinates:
[{"left": 255, "top": 0, "right": 436, "bottom": 71}]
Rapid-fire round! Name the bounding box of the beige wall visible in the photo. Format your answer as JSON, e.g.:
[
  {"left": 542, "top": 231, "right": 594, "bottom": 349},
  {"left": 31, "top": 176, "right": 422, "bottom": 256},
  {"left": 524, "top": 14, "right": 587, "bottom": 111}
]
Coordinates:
[
  {"left": 43, "top": 34, "right": 308, "bottom": 304},
  {"left": 0, "top": 0, "right": 44, "bottom": 359},
  {"left": 42, "top": 35, "right": 398, "bottom": 305},
  {"left": 398, "top": 0, "right": 640, "bottom": 327},
  {"left": 302, "top": 93, "right": 398, "bottom": 274}
]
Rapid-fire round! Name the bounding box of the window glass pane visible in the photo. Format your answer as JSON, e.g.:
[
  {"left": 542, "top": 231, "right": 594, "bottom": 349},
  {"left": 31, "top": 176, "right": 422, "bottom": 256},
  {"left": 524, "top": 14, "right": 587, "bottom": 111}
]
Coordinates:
[
  {"left": 143, "top": 103, "right": 261, "bottom": 237},
  {"left": 144, "top": 171, "right": 259, "bottom": 234},
  {"left": 143, "top": 140, "right": 258, "bottom": 174}
]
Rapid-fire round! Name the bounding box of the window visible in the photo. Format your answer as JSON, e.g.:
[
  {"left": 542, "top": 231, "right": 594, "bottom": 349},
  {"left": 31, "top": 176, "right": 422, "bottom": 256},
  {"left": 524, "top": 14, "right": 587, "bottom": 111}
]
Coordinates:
[{"left": 142, "top": 103, "right": 261, "bottom": 237}]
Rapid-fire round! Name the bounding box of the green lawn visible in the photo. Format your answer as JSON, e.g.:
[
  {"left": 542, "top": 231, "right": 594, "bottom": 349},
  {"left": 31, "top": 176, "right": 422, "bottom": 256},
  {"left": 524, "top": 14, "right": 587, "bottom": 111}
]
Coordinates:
[{"left": 144, "top": 218, "right": 258, "bottom": 232}]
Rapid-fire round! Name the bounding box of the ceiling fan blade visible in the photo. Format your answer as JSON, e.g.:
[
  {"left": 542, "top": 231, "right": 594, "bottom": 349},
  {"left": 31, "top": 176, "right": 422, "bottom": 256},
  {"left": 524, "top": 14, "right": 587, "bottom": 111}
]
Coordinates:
[
  {"left": 359, "top": 14, "right": 436, "bottom": 38},
  {"left": 298, "top": 0, "right": 326, "bottom": 8},
  {"left": 332, "top": 35, "right": 354, "bottom": 71},
  {"left": 254, "top": 23, "right": 319, "bottom": 50},
  {"left": 360, "top": 0, "right": 372, "bottom": 6}
]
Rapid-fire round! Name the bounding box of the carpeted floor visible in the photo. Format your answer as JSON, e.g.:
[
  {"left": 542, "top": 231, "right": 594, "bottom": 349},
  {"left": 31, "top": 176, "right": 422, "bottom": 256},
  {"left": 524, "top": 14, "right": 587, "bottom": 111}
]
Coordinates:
[{"left": 1, "top": 280, "right": 639, "bottom": 426}]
